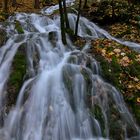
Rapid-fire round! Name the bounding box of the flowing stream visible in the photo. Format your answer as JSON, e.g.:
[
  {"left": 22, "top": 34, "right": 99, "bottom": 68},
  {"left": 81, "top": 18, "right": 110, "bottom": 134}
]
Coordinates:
[{"left": 0, "top": 2, "right": 140, "bottom": 140}]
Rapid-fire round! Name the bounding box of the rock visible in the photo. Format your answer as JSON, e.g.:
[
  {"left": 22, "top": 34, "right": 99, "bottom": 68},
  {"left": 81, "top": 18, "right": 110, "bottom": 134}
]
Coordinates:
[{"left": 0, "top": 28, "right": 7, "bottom": 47}]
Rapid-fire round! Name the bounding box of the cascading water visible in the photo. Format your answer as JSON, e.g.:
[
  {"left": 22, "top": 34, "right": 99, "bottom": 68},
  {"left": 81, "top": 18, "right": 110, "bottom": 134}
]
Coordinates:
[{"left": 0, "top": 2, "right": 140, "bottom": 140}]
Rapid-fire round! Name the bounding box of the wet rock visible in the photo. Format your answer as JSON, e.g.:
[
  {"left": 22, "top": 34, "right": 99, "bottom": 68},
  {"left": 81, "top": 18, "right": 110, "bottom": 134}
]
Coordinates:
[
  {"left": 0, "top": 28, "right": 7, "bottom": 46},
  {"left": 48, "top": 31, "right": 58, "bottom": 46}
]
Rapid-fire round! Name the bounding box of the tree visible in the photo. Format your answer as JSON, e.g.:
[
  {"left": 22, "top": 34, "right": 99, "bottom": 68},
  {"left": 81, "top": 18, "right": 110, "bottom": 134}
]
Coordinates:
[
  {"left": 58, "top": 0, "right": 67, "bottom": 44},
  {"left": 34, "top": 0, "right": 40, "bottom": 9},
  {"left": 12, "top": 0, "right": 17, "bottom": 7},
  {"left": 83, "top": 0, "right": 88, "bottom": 8},
  {"left": 2, "top": 0, "right": 8, "bottom": 13},
  {"left": 75, "top": 0, "right": 82, "bottom": 36}
]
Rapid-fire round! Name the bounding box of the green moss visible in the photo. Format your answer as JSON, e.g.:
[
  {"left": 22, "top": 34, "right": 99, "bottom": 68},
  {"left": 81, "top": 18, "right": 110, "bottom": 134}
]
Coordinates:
[
  {"left": 0, "top": 28, "right": 7, "bottom": 46},
  {"left": 15, "top": 20, "right": 24, "bottom": 34},
  {"left": 109, "top": 103, "right": 125, "bottom": 140},
  {"left": 0, "top": 12, "right": 9, "bottom": 20},
  {"left": 7, "top": 47, "right": 26, "bottom": 106},
  {"left": 111, "top": 56, "right": 121, "bottom": 72},
  {"left": 81, "top": 67, "right": 92, "bottom": 96},
  {"left": 134, "top": 15, "right": 140, "bottom": 21},
  {"left": 90, "top": 105, "right": 106, "bottom": 137},
  {"left": 127, "top": 97, "right": 140, "bottom": 126},
  {"left": 92, "top": 50, "right": 140, "bottom": 126},
  {"left": 134, "top": 105, "right": 140, "bottom": 126},
  {"left": 106, "top": 46, "right": 114, "bottom": 52},
  {"left": 127, "top": 52, "right": 136, "bottom": 60}
]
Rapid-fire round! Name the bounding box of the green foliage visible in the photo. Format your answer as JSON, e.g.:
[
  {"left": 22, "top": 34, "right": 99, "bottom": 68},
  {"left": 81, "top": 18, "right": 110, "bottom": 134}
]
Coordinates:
[
  {"left": 134, "top": 16, "right": 140, "bottom": 21},
  {"left": 128, "top": 61, "right": 140, "bottom": 79},
  {"left": 15, "top": 20, "right": 24, "bottom": 34},
  {"left": 7, "top": 47, "right": 26, "bottom": 106},
  {"left": 111, "top": 55, "right": 121, "bottom": 72},
  {"left": 0, "top": 12, "right": 9, "bottom": 20}
]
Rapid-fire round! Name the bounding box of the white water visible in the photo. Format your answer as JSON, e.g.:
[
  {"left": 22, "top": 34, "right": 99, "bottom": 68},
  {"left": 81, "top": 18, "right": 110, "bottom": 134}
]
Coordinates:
[
  {"left": 0, "top": 2, "right": 140, "bottom": 140},
  {"left": 41, "top": 0, "right": 75, "bottom": 15}
]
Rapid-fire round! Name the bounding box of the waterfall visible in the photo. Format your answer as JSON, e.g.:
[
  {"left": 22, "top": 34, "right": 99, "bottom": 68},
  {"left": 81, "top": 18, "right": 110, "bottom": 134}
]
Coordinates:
[{"left": 0, "top": 3, "right": 140, "bottom": 140}]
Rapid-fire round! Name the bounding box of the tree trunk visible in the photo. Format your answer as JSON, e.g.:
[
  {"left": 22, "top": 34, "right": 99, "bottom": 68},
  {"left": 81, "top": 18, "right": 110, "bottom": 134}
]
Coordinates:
[
  {"left": 75, "top": 0, "right": 82, "bottom": 36},
  {"left": 58, "top": 0, "right": 67, "bottom": 45},
  {"left": 111, "top": 0, "right": 115, "bottom": 21},
  {"left": 62, "top": 0, "right": 70, "bottom": 29},
  {"left": 12, "top": 0, "right": 16, "bottom": 7},
  {"left": 34, "top": 0, "right": 40, "bottom": 9},
  {"left": 3, "top": 0, "right": 8, "bottom": 13},
  {"left": 83, "top": 0, "right": 88, "bottom": 8}
]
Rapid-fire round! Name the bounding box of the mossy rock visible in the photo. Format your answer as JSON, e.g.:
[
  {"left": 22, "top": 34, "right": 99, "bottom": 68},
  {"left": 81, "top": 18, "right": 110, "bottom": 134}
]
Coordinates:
[
  {"left": 15, "top": 20, "right": 24, "bottom": 34},
  {"left": 0, "top": 28, "right": 7, "bottom": 46},
  {"left": 7, "top": 45, "right": 26, "bottom": 107}
]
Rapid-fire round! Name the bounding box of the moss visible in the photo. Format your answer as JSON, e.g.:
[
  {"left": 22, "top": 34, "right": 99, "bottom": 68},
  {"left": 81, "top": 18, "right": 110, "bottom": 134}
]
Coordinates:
[
  {"left": 127, "top": 52, "right": 136, "bottom": 60},
  {"left": 95, "top": 55, "right": 122, "bottom": 90},
  {"left": 134, "top": 15, "right": 140, "bottom": 21},
  {"left": 7, "top": 46, "right": 26, "bottom": 106},
  {"left": 0, "top": 28, "right": 7, "bottom": 46},
  {"left": 111, "top": 56, "right": 121, "bottom": 72},
  {"left": 81, "top": 68, "right": 92, "bottom": 96},
  {"left": 15, "top": 20, "right": 24, "bottom": 34},
  {"left": 106, "top": 46, "right": 114, "bottom": 52},
  {"left": 88, "top": 39, "right": 140, "bottom": 126},
  {"left": 128, "top": 61, "right": 140, "bottom": 79},
  {"left": 109, "top": 103, "right": 125, "bottom": 140},
  {"left": 90, "top": 105, "right": 106, "bottom": 137},
  {"left": 133, "top": 104, "right": 140, "bottom": 126}
]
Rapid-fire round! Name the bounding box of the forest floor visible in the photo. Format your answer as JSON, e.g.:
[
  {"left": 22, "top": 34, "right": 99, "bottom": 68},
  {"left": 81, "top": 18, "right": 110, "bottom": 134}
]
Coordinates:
[
  {"left": 0, "top": 0, "right": 140, "bottom": 125},
  {"left": 0, "top": 0, "right": 39, "bottom": 14},
  {"left": 79, "top": 0, "right": 140, "bottom": 125}
]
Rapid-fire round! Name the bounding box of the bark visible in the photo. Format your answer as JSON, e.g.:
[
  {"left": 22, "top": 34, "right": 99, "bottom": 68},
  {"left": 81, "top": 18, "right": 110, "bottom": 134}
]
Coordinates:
[
  {"left": 83, "top": 0, "right": 88, "bottom": 8},
  {"left": 12, "top": 0, "right": 16, "bottom": 7},
  {"left": 62, "top": 0, "right": 70, "bottom": 29},
  {"left": 3, "top": 0, "right": 8, "bottom": 13},
  {"left": 58, "top": 0, "right": 67, "bottom": 45},
  {"left": 111, "top": 0, "right": 115, "bottom": 21},
  {"left": 34, "top": 0, "right": 40, "bottom": 9},
  {"left": 75, "top": 0, "right": 82, "bottom": 36}
]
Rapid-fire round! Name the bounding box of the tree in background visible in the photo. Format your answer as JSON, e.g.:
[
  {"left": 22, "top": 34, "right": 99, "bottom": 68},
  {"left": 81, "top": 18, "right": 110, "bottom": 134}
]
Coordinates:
[
  {"left": 2, "top": 0, "right": 8, "bottom": 13},
  {"left": 34, "top": 0, "right": 40, "bottom": 9},
  {"left": 58, "top": 0, "right": 72, "bottom": 44}
]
